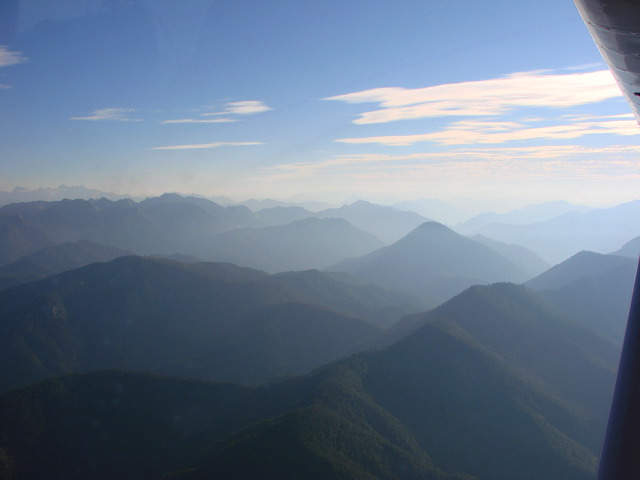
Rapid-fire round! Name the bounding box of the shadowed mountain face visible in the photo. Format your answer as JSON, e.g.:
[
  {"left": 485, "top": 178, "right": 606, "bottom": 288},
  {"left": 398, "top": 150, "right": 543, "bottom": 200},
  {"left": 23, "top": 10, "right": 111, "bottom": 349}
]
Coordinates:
[
  {"left": 0, "top": 215, "right": 54, "bottom": 265},
  {"left": 330, "top": 222, "right": 529, "bottom": 304},
  {"left": 0, "top": 283, "right": 616, "bottom": 480},
  {"left": 0, "top": 240, "right": 131, "bottom": 290},
  {"left": 525, "top": 250, "right": 635, "bottom": 291},
  {"left": 0, "top": 256, "right": 435, "bottom": 392},
  {"left": 612, "top": 235, "right": 640, "bottom": 259},
  {"left": 525, "top": 251, "right": 637, "bottom": 344},
  {"left": 471, "top": 234, "right": 549, "bottom": 277},
  {"left": 202, "top": 217, "right": 384, "bottom": 273}
]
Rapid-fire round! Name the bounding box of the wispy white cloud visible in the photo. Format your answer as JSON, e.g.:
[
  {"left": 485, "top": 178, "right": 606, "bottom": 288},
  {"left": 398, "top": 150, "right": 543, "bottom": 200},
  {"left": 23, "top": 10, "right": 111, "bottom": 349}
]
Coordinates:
[
  {"left": 203, "top": 100, "right": 272, "bottom": 116},
  {"left": 162, "top": 100, "right": 271, "bottom": 124},
  {"left": 325, "top": 70, "right": 621, "bottom": 124},
  {"left": 0, "top": 46, "right": 27, "bottom": 68},
  {"left": 263, "top": 145, "right": 640, "bottom": 185},
  {"left": 161, "top": 118, "right": 238, "bottom": 124},
  {"left": 152, "top": 141, "right": 263, "bottom": 150},
  {"left": 335, "top": 116, "right": 640, "bottom": 146},
  {"left": 71, "top": 108, "right": 142, "bottom": 122}
]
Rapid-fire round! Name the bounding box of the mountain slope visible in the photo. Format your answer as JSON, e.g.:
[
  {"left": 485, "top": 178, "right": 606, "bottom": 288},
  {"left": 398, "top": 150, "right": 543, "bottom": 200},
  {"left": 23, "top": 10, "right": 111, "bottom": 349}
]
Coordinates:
[
  {"left": 206, "top": 217, "right": 384, "bottom": 273},
  {"left": 612, "top": 235, "right": 640, "bottom": 259},
  {"left": 525, "top": 251, "right": 635, "bottom": 291},
  {"left": 0, "top": 256, "right": 382, "bottom": 392},
  {"left": 0, "top": 196, "right": 259, "bottom": 257},
  {"left": 260, "top": 269, "right": 430, "bottom": 328},
  {"left": 456, "top": 201, "right": 591, "bottom": 234},
  {"left": 318, "top": 200, "right": 429, "bottom": 244},
  {"left": 525, "top": 251, "right": 637, "bottom": 344},
  {"left": 471, "top": 234, "right": 549, "bottom": 277},
  {"left": 465, "top": 200, "right": 640, "bottom": 264},
  {"left": 0, "top": 283, "right": 615, "bottom": 480},
  {"left": 330, "top": 222, "right": 529, "bottom": 303},
  {"left": 0, "top": 215, "right": 54, "bottom": 265},
  {"left": 0, "top": 240, "right": 131, "bottom": 290}
]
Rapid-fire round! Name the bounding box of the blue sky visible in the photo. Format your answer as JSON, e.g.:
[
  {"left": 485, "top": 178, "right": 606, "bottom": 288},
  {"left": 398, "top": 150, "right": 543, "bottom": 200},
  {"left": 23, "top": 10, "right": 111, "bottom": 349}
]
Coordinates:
[{"left": 1, "top": 0, "right": 639, "bottom": 211}]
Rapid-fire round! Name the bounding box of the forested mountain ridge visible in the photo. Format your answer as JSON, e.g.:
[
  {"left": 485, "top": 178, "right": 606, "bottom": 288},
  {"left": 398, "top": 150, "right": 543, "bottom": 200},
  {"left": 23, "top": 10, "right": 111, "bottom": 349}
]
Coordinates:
[
  {"left": 0, "top": 282, "right": 615, "bottom": 480},
  {"left": 0, "top": 255, "right": 429, "bottom": 392}
]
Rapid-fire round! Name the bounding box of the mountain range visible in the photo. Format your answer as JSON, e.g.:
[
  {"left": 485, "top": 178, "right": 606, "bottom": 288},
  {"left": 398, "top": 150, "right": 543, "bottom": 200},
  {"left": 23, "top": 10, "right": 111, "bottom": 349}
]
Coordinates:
[
  {"left": 330, "top": 222, "right": 530, "bottom": 303},
  {"left": 0, "top": 239, "right": 131, "bottom": 290},
  {"left": 0, "top": 255, "right": 430, "bottom": 392},
  {"left": 525, "top": 251, "right": 637, "bottom": 344},
  {"left": 0, "top": 282, "right": 617, "bottom": 480},
  {"left": 0, "top": 193, "right": 636, "bottom": 480},
  {"left": 459, "top": 200, "right": 640, "bottom": 264}
]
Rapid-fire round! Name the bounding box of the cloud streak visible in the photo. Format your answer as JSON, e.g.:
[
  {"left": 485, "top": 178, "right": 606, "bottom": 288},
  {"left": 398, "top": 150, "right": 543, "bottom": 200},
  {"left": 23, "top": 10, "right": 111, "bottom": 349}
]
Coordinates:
[
  {"left": 325, "top": 70, "right": 621, "bottom": 124},
  {"left": 0, "top": 46, "right": 27, "bottom": 68},
  {"left": 335, "top": 117, "right": 640, "bottom": 146},
  {"left": 161, "top": 118, "right": 237, "bottom": 124},
  {"left": 266, "top": 145, "right": 640, "bottom": 177},
  {"left": 204, "top": 100, "right": 272, "bottom": 116},
  {"left": 71, "top": 108, "right": 142, "bottom": 122},
  {"left": 163, "top": 100, "right": 271, "bottom": 124},
  {"left": 152, "top": 141, "right": 263, "bottom": 150}
]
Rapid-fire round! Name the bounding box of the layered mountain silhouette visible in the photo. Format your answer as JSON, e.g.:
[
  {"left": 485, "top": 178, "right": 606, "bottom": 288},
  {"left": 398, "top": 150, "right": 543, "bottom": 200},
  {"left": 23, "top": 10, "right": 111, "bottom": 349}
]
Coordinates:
[
  {"left": 317, "top": 200, "right": 429, "bottom": 244},
  {"left": 0, "top": 196, "right": 257, "bottom": 258},
  {"left": 470, "top": 234, "right": 549, "bottom": 277},
  {"left": 0, "top": 283, "right": 616, "bottom": 480},
  {"left": 462, "top": 200, "right": 640, "bottom": 264},
  {"left": 0, "top": 240, "right": 131, "bottom": 290},
  {"left": 525, "top": 251, "right": 637, "bottom": 343},
  {"left": 0, "top": 215, "right": 54, "bottom": 265},
  {"left": 204, "top": 218, "right": 383, "bottom": 273},
  {"left": 456, "top": 200, "right": 591, "bottom": 233},
  {"left": 0, "top": 256, "right": 428, "bottom": 392},
  {"left": 612, "top": 235, "right": 640, "bottom": 259},
  {"left": 254, "top": 205, "right": 315, "bottom": 226},
  {"left": 330, "top": 222, "right": 529, "bottom": 304},
  {"left": 0, "top": 197, "right": 394, "bottom": 273}
]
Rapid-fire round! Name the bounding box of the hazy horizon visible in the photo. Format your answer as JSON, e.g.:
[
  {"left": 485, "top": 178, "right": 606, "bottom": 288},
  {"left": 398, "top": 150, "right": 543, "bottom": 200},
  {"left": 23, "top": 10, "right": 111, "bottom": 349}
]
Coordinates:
[{"left": 3, "top": 0, "right": 640, "bottom": 212}]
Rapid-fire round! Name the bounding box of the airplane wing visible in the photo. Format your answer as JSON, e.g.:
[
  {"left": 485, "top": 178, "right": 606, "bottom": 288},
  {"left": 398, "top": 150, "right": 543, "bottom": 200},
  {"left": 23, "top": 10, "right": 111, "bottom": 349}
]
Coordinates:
[
  {"left": 574, "top": 0, "right": 640, "bottom": 121},
  {"left": 573, "top": 2, "right": 640, "bottom": 478}
]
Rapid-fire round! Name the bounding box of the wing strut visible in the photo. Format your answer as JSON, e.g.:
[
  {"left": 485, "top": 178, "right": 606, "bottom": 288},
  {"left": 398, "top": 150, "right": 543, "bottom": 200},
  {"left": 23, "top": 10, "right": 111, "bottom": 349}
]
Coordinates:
[
  {"left": 572, "top": 1, "right": 640, "bottom": 478},
  {"left": 596, "top": 259, "right": 640, "bottom": 479}
]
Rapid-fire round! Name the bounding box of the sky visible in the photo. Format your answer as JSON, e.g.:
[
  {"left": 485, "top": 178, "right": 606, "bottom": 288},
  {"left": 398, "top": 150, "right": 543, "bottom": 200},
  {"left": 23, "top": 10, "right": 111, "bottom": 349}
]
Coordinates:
[{"left": 1, "top": 0, "right": 640, "bottom": 212}]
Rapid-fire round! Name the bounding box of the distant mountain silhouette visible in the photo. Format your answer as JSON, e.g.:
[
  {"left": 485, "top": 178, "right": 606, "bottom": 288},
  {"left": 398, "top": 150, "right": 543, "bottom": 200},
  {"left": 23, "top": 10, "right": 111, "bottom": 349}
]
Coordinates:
[
  {"left": 525, "top": 251, "right": 637, "bottom": 343},
  {"left": 330, "top": 222, "right": 529, "bottom": 303},
  {"left": 456, "top": 200, "right": 592, "bottom": 234},
  {"left": 471, "top": 234, "right": 549, "bottom": 277},
  {"left": 393, "top": 197, "right": 465, "bottom": 225},
  {"left": 317, "top": 200, "right": 429, "bottom": 244},
  {"left": 140, "top": 193, "right": 257, "bottom": 231},
  {"left": 0, "top": 240, "right": 131, "bottom": 290},
  {"left": 0, "top": 197, "right": 389, "bottom": 273},
  {"left": 254, "top": 205, "right": 314, "bottom": 226},
  {"left": 0, "top": 283, "right": 616, "bottom": 480},
  {"left": 612, "top": 235, "right": 640, "bottom": 259},
  {"left": 463, "top": 200, "right": 640, "bottom": 264},
  {"left": 0, "top": 215, "right": 54, "bottom": 265},
  {"left": 525, "top": 251, "right": 635, "bottom": 291},
  {"left": 0, "top": 256, "right": 421, "bottom": 392},
  {"left": 205, "top": 217, "right": 384, "bottom": 273},
  {"left": 0, "top": 185, "right": 135, "bottom": 206},
  {"left": 261, "top": 269, "right": 429, "bottom": 328},
  {"left": 0, "top": 196, "right": 258, "bottom": 257}
]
